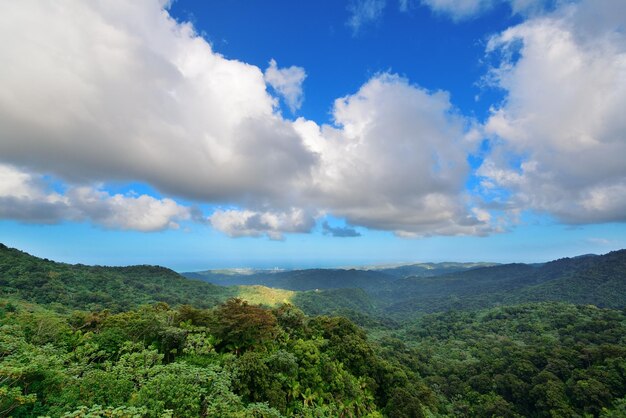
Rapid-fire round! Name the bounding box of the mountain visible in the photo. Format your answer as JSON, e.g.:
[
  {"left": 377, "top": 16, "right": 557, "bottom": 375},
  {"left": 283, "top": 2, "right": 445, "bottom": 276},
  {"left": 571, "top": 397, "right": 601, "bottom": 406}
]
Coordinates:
[
  {"left": 186, "top": 249, "right": 626, "bottom": 317},
  {"left": 508, "top": 249, "right": 626, "bottom": 307},
  {"left": 184, "top": 268, "right": 397, "bottom": 291},
  {"left": 382, "top": 250, "right": 626, "bottom": 314},
  {"left": 0, "top": 243, "right": 374, "bottom": 317},
  {"left": 0, "top": 243, "right": 235, "bottom": 311},
  {"left": 3, "top": 242, "right": 625, "bottom": 320},
  {"left": 373, "top": 261, "right": 498, "bottom": 278}
]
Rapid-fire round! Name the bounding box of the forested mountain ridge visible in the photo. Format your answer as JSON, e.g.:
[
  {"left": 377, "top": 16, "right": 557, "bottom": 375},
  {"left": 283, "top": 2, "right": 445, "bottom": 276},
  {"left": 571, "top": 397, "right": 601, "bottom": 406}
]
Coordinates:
[
  {"left": 187, "top": 249, "right": 626, "bottom": 316},
  {"left": 3, "top": 243, "right": 626, "bottom": 319},
  {"left": 184, "top": 268, "right": 397, "bottom": 291},
  {"left": 183, "top": 261, "right": 496, "bottom": 290},
  {"left": 0, "top": 244, "right": 371, "bottom": 319},
  {"left": 0, "top": 243, "right": 235, "bottom": 311},
  {"left": 2, "top": 243, "right": 626, "bottom": 416},
  {"left": 382, "top": 249, "right": 626, "bottom": 314}
]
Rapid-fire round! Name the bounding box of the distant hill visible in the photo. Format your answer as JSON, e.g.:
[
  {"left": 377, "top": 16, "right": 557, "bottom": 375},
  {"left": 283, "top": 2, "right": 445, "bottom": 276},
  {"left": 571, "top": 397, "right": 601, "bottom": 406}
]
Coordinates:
[
  {"left": 184, "top": 268, "right": 397, "bottom": 291},
  {"left": 373, "top": 261, "right": 498, "bottom": 278},
  {"left": 0, "top": 243, "right": 236, "bottom": 311},
  {"left": 0, "top": 243, "right": 380, "bottom": 317},
  {"left": 3, "top": 242, "right": 625, "bottom": 319},
  {"left": 382, "top": 250, "right": 626, "bottom": 314},
  {"left": 507, "top": 250, "right": 626, "bottom": 307},
  {"left": 186, "top": 249, "right": 626, "bottom": 316}
]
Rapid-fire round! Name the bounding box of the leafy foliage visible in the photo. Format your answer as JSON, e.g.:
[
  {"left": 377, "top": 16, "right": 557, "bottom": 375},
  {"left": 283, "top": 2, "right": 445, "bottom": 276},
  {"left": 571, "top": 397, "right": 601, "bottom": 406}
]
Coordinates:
[
  {"left": 2, "top": 243, "right": 626, "bottom": 417},
  {"left": 0, "top": 299, "right": 421, "bottom": 417},
  {"left": 392, "top": 302, "right": 626, "bottom": 417}
]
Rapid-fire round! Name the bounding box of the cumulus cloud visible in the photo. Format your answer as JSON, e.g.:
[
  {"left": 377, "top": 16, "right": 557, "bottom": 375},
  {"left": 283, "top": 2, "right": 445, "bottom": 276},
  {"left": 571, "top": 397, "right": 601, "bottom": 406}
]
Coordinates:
[
  {"left": 347, "top": 0, "right": 387, "bottom": 35},
  {"left": 209, "top": 74, "right": 492, "bottom": 238},
  {"left": 322, "top": 222, "right": 362, "bottom": 238},
  {"left": 0, "top": 0, "right": 494, "bottom": 238},
  {"left": 295, "top": 74, "right": 493, "bottom": 237},
  {"left": 0, "top": 0, "right": 314, "bottom": 203},
  {"left": 0, "top": 164, "right": 190, "bottom": 231},
  {"left": 209, "top": 208, "right": 316, "bottom": 240},
  {"left": 264, "top": 59, "right": 307, "bottom": 113},
  {"left": 480, "top": 0, "right": 626, "bottom": 224}
]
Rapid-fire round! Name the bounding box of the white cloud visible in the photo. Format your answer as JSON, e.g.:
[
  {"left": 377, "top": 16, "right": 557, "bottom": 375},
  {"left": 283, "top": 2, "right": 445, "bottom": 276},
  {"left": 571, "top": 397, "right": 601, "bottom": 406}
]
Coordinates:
[
  {"left": 0, "top": 0, "right": 496, "bottom": 238},
  {"left": 480, "top": 0, "right": 626, "bottom": 224},
  {"left": 264, "top": 59, "right": 306, "bottom": 113},
  {"left": 421, "top": 0, "right": 495, "bottom": 19},
  {"left": 295, "top": 74, "right": 493, "bottom": 237},
  {"left": 210, "top": 74, "right": 493, "bottom": 239},
  {"left": 0, "top": 164, "right": 190, "bottom": 231},
  {"left": 0, "top": 0, "right": 314, "bottom": 204},
  {"left": 347, "top": 0, "right": 387, "bottom": 35},
  {"left": 67, "top": 187, "right": 190, "bottom": 231},
  {"left": 209, "top": 208, "right": 316, "bottom": 240},
  {"left": 419, "top": 0, "right": 557, "bottom": 20}
]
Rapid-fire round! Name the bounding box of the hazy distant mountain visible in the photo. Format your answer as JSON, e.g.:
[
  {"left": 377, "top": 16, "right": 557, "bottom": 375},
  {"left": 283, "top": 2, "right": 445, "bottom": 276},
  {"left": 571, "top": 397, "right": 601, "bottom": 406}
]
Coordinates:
[
  {"left": 3, "top": 242, "right": 625, "bottom": 320},
  {"left": 381, "top": 250, "right": 626, "bottom": 314},
  {"left": 373, "top": 262, "right": 498, "bottom": 278},
  {"left": 183, "top": 268, "right": 397, "bottom": 291},
  {"left": 183, "top": 261, "right": 494, "bottom": 290}
]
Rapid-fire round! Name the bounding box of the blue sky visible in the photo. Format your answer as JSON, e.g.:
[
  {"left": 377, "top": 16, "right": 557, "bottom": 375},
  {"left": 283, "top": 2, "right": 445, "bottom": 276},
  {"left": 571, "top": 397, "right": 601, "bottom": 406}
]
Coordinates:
[{"left": 0, "top": 0, "right": 625, "bottom": 270}]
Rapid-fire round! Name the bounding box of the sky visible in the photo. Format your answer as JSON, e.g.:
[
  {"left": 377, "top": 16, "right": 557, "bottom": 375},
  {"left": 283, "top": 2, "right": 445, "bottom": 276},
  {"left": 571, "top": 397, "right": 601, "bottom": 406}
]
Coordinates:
[{"left": 1, "top": 0, "right": 625, "bottom": 271}]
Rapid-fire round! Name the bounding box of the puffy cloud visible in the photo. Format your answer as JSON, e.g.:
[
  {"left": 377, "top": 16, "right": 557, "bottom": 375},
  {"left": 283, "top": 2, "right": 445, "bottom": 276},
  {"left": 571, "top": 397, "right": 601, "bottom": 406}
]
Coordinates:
[
  {"left": 295, "top": 74, "right": 493, "bottom": 237},
  {"left": 66, "top": 187, "right": 191, "bottom": 231},
  {"left": 0, "top": 0, "right": 495, "bottom": 238},
  {"left": 0, "top": 164, "right": 190, "bottom": 231},
  {"left": 347, "top": 0, "right": 387, "bottom": 35},
  {"left": 209, "top": 208, "right": 316, "bottom": 240},
  {"left": 0, "top": 164, "right": 70, "bottom": 224},
  {"left": 264, "top": 59, "right": 307, "bottom": 113},
  {"left": 480, "top": 0, "right": 626, "bottom": 223},
  {"left": 0, "top": 0, "right": 315, "bottom": 203}
]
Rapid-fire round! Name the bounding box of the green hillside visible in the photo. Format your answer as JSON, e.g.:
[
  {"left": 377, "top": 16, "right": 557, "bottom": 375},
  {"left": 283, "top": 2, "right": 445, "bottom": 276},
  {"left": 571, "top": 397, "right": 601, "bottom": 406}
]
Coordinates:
[
  {"left": 0, "top": 243, "right": 233, "bottom": 311},
  {"left": 374, "top": 261, "right": 498, "bottom": 278},
  {"left": 382, "top": 250, "right": 626, "bottom": 315},
  {"left": 185, "top": 268, "right": 396, "bottom": 291},
  {"left": 2, "top": 244, "right": 626, "bottom": 416}
]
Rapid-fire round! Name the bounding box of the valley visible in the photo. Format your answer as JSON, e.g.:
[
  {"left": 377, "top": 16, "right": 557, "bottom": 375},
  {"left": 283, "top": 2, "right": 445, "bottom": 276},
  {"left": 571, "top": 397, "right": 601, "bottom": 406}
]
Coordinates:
[{"left": 1, "top": 244, "right": 626, "bottom": 416}]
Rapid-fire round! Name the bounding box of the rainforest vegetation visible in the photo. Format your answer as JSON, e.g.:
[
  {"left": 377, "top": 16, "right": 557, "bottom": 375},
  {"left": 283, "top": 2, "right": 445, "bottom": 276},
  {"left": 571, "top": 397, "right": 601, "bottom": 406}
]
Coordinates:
[{"left": 1, "top": 244, "right": 626, "bottom": 417}]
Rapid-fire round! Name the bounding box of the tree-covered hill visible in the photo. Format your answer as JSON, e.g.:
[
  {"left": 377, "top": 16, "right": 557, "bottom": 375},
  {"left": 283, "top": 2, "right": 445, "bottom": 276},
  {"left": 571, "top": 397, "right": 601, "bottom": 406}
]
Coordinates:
[
  {"left": 373, "top": 261, "right": 498, "bottom": 279},
  {"left": 185, "top": 249, "right": 626, "bottom": 317},
  {"left": 2, "top": 297, "right": 626, "bottom": 417},
  {"left": 390, "top": 302, "right": 626, "bottom": 417},
  {"left": 507, "top": 250, "right": 626, "bottom": 307},
  {"left": 4, "top": 243, "right": 625, "bottom": 321},
  {"left": 0, "top": 243, "right": 236, "bottom": 311},
  {"left": 0, "top": 244, "right": 380, "bottom": 319},
  {"left": 2, "top": 243, "right": 626, "bottom": 416},
  {"left": 184, "top": 262, "right": 497, "bottom": 290},
  {"left": 184, "top": 268, "right": 397, "bottom": 291},
  {"left": 382, "top": 250, "right": 626, "bottom": 314}
]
